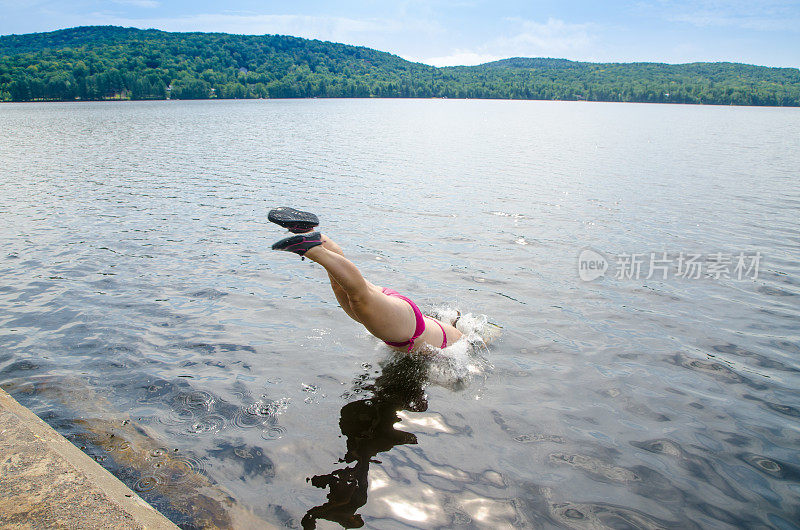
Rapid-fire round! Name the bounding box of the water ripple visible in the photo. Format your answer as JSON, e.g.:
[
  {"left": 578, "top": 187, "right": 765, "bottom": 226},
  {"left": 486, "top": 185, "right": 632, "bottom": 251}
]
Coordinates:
[{"left": 1, "top": 100, "right": 798, "bottom": 528}]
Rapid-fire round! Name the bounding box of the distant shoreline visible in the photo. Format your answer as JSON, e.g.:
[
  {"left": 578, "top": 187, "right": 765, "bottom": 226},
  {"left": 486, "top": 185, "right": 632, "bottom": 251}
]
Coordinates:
[
  {"left": 2, "top": 97, "right": 799, "bottom": 109},
  {"left": 2, "top": 26, "right": 798, "bottom": 107}
]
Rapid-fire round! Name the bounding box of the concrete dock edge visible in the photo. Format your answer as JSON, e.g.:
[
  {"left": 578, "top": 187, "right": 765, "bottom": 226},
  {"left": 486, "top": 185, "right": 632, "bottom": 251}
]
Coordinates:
[{"left": 0, "top": 387, "right": 178, "bottom": 529}]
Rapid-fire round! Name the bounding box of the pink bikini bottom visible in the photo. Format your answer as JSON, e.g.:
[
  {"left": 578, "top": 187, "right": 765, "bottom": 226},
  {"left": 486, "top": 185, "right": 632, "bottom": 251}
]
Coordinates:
[{"left": 380, "top": 287, "right": 447, "bottom": 351}]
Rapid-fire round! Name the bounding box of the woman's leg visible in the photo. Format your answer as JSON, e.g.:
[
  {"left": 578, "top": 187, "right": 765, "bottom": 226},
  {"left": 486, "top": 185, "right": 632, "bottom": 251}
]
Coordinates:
[
  {"left": 320, "top": 236, "right": 361, "bottom": 323},
  {"left": 304, "top": 240, "right": 417, "bottom": 344}
]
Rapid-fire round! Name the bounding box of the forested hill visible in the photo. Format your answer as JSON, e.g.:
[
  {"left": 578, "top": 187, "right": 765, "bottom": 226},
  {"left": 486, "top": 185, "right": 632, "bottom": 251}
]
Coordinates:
[{"left": 1, "top": 26, "right": 798, "bottom": 106}]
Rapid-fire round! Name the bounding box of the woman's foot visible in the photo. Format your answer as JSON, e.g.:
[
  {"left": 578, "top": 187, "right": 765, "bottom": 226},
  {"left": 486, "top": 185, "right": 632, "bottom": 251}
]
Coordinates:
[
  {"left": 271, "top": 231, "right": 323, "bottom": 256},
  {"left": 268, "top": 207, "right": 319, "bottom": 234}
]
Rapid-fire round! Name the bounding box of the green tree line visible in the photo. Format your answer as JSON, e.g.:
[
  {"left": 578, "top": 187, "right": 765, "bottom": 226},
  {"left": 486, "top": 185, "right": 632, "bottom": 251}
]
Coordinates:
[{"left": 1, "top": 26, "right": 798, "bottom": 106}]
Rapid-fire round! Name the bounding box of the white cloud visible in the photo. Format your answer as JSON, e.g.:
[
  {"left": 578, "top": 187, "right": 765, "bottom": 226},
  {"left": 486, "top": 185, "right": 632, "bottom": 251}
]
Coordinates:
[
  {"left": 668, "top": 11, "right": 800, "bottom": 31},
  {"left": 413, "top": 50, "right": 503, "bottom": 67},
  {"left": 493, "top": 18, "right": 594, "bottom": 57},
  {"left": 642, "top": 0, "right": 800, "bottom": 32},
  {"left": 417, "top": 17, "right": 597, "bottom": 66},
  {"left": 0, "top": 0, "right": 50, "bottom": 8},
  {"left": 113, "top": 0, "right": 160, "bottom": 8}
]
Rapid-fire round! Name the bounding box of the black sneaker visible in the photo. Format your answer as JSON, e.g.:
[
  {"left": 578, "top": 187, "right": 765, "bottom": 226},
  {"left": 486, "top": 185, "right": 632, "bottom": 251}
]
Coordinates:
[
  {"left": 271, "top": 231, "right": 323, "bottom": 256},
  {"left": 268, "top": 207, "right": 319, "bottom": 234}
]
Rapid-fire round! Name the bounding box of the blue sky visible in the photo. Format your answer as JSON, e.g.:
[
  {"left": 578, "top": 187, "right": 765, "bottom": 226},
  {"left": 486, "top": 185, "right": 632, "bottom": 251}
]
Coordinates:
[{"left": 1, "top": 1, "right": 798, "bottom": 67}]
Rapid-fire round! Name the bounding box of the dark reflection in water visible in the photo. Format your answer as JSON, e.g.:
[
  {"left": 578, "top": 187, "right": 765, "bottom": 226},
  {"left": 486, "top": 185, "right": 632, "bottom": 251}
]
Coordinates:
[{"left": 302, "top": 354, "right": 430, "bottom": 529}]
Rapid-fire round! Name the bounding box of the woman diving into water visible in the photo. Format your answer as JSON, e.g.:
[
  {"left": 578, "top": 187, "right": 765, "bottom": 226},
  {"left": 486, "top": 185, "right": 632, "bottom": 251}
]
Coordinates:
[{"left": 268, "top": 207, "right": 462, "bottom": 352}]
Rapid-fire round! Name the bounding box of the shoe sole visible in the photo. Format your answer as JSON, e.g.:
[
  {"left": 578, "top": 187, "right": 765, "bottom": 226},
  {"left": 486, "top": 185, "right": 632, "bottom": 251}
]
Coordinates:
[{"left": 268, "top": 207, "right": 319, "bottom": 232}]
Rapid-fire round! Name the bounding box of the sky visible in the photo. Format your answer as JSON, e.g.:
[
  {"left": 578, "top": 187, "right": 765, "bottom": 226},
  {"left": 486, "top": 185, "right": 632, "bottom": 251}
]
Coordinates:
[{"left": 1, "top": 1, "right": 798, "bottom": 68}]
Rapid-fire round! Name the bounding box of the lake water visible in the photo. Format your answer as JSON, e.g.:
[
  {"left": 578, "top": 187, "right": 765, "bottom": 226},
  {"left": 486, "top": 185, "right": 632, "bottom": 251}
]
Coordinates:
[{"left": 1, "top": 99, "right": 798, "bottom": 529}]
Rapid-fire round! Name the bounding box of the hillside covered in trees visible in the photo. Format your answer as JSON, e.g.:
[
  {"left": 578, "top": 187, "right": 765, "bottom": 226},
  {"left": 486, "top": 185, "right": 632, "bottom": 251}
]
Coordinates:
[{"left": 1, "top": 26, "right": 798, "bottom": 106}]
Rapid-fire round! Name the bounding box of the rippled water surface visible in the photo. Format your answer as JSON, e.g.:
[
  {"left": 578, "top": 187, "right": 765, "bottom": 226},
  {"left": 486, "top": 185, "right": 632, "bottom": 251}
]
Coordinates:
[{"left": 1, "top": 99, "right": 799, "bottom": 528}]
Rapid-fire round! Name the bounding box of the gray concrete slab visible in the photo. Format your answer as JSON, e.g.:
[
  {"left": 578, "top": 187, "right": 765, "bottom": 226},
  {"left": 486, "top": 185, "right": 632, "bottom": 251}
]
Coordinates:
[{"left": 0, "top": 387, "right": 178, "bottom": 529}]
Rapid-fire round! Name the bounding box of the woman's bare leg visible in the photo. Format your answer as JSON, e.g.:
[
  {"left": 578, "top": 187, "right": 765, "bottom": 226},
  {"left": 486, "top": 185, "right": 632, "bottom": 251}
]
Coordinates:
[
  {"left": 320, "top": 235, "right": 361, "bottom": 323},
  {"left": 303, "top": 241, "right": 417, "bottom": 344}
]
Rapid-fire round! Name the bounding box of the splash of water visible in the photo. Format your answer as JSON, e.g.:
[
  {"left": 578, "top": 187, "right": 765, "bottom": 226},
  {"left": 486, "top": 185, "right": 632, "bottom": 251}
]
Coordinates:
[{"left": 421, "top": 306, "right": 500, "bottom": 390}]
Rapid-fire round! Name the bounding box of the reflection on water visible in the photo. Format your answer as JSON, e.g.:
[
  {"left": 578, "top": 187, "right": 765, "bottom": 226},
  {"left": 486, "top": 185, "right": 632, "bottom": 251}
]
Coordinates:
[
  {"left": 3, "top": 376, "right": 270, "bottom": 528},
  {"left": 0, "top": 99, "right": 799, "bottom": 528},
  {"left": 303, "top": 354, "right": 429, "bottom": 529}
]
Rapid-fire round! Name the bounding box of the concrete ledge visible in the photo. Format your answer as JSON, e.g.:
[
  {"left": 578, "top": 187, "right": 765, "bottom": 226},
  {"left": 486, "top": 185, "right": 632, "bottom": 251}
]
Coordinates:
[{"left": 0, "top": 387, "right": 178, "bottom": 529}]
